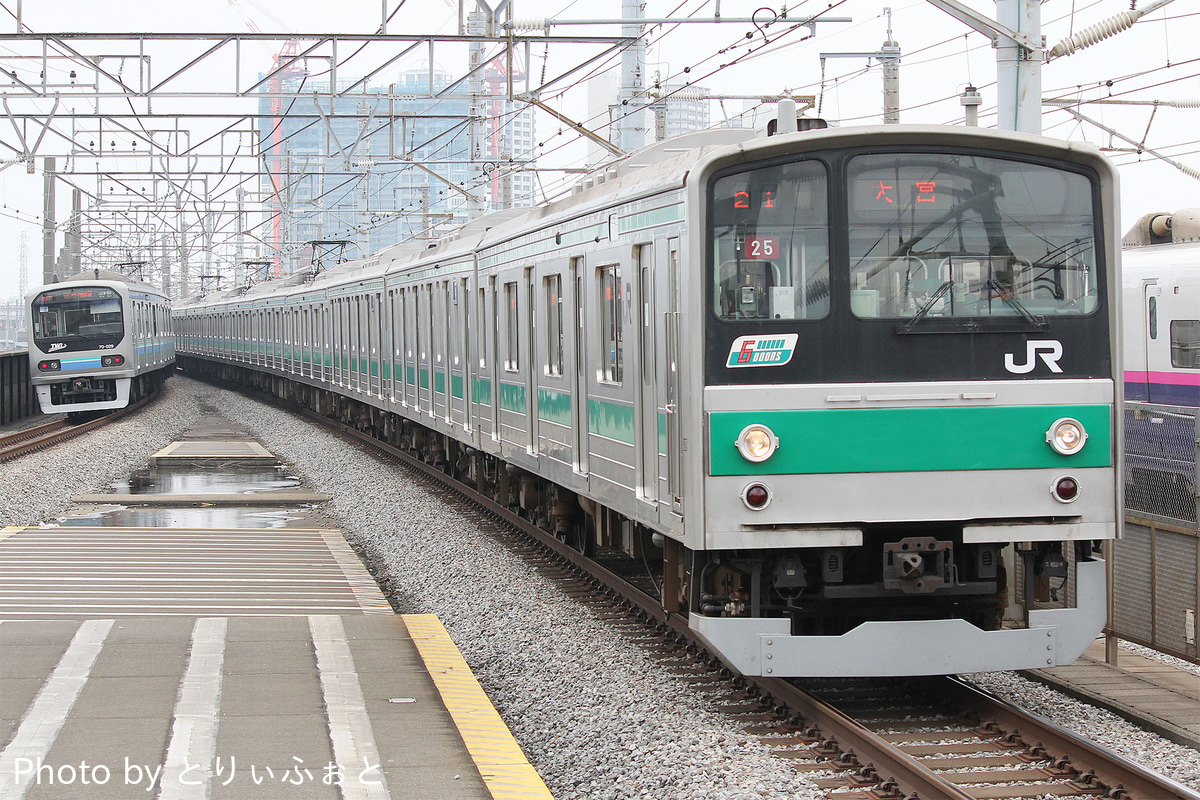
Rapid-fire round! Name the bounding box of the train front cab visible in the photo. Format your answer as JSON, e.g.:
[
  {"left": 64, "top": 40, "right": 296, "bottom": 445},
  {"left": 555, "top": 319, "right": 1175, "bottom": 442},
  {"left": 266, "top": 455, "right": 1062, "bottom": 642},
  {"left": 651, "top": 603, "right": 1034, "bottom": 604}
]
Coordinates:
[
  {"left": 686, "top": 127, "right": 1121, "bottom": 677},
  {"left": 27, "top": 282, "right": 135, "bottom": 413}
]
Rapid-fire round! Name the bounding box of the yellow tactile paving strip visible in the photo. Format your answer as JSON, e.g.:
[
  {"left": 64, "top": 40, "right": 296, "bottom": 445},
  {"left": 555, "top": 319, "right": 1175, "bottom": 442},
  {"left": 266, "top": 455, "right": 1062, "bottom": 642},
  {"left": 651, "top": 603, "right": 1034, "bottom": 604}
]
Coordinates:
[{"left": 401, "top": 614, "right": 554, "bottom": 800}]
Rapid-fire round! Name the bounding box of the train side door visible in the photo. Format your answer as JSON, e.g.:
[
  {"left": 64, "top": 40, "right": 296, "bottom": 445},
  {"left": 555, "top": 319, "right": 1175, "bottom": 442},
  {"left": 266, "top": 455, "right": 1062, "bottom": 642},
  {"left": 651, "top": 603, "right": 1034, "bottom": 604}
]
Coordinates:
[
  {"left": 370, "top": 292, "right": 382, "bottom": 396},
  {"left": 525, "top": 267, "right": 537, "bottom": 455},
  {"left": 665, "top": 237, "right": 683, "bottom": 519},
  {"left": 637, "top": 243, "right": 658, "bottom": 509},
  {"left": 454, "top": 276, "right": 470, "bottom": 432},
  {"left": 571, "top": 257, "right": 588, "bottom": 476},
  {"left": 385, "top": 289, "right": 396, "bottom": 402},
  {"left": 488, "top": 276, "right": 501, "bottom": 440},
  {"left": 1143, "top": 280, "right": 1160, "bottom": 402}
]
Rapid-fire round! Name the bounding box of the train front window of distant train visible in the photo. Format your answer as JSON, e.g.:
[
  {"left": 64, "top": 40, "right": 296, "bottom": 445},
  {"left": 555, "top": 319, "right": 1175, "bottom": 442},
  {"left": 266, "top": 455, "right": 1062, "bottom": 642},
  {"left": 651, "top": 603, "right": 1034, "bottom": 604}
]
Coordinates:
[
  {"left": 31, "top": 286, "right": 123, "bottom": 344},
  {"left": 711, "top": 159, "right": 829, "bottom": 321},
  {"left": 846, "top": 153, "right": 1098, "bottom": 322}
]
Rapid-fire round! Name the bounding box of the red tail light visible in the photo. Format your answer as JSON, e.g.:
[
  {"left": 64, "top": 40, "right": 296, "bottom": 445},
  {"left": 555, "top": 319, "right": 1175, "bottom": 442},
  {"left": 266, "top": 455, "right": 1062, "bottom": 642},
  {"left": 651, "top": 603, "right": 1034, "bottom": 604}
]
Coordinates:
[
  {"left": 742, "top": 483, "right": 772, "bottom": 510},
  {"left": 1051, "top": 476, "right": 1079, "bottom": 503}
]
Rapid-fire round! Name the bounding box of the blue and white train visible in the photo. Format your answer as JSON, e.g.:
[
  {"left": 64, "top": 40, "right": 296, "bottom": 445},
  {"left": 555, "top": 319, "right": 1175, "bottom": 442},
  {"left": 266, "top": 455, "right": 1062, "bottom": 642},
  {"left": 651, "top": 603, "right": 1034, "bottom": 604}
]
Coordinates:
[
  {"left": 175, "top": 122, "right": 1122, "bottom": 677},
  {"left": 26, "top": 270, "right": 175, "bottom": 415}
]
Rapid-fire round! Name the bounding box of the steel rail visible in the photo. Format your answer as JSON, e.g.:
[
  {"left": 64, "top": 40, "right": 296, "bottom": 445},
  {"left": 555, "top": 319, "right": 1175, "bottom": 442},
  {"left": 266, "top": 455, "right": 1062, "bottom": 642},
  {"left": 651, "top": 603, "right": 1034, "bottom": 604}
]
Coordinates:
[
  {"left": 757, "top": 676, "right": 977, "bottom": 800},
  {"left": 0, "top": 419, "right": 69, "bottom": 450},
  {"left": 0, "top": 395, "right": 154, "bottom": 462},
  {"left": 943, "top": 676, "right": 1200, "bottom": 800}
]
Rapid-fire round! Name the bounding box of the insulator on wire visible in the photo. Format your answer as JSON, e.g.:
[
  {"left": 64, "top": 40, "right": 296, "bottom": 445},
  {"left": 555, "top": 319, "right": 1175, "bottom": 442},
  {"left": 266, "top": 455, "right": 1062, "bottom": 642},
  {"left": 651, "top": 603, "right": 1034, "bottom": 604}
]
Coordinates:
[
  {"left": 509, "top": 18, "right": 550, "bottom": 32},
  {"left": 1168, "top": 99, "right": 1200, "bottom": 109},
  {"left": 1176, "top": 162, "right": 1200, "bottom": 182},
  {"left": 1047, "top": 10, "right": 1138, "bottom": 59}
]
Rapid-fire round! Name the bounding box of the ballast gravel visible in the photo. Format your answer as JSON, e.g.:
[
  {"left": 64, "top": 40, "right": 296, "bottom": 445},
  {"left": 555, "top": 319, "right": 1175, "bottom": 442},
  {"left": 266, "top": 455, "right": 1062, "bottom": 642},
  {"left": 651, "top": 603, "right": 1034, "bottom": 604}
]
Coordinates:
[{"left": 2, "top": 375, "right": 1198, "bottom": 797}]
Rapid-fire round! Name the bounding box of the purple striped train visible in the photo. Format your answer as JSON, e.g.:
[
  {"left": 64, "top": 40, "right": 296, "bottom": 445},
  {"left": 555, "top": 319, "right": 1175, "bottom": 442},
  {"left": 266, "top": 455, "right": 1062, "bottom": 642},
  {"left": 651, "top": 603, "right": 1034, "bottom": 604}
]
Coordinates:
[{"left": 1122, "top": 209, "right": 1200, "bottom": 516}]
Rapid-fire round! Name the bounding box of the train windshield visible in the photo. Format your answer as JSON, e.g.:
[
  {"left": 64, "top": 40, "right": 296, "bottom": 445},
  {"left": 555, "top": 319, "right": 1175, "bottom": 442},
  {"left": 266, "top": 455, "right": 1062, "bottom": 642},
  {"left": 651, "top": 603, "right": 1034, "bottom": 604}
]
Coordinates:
[
  {"left": 846, "top": 153, "right": 1097, "bottom": 322},
  {"left": 710, "top": 152, "right": 1098, "bottom": 325},
  {"left": 31, "top": 286, "right": 124, "bottom": 343},
  {"left": 707, "top": 147, "right": 1108, "bottom": 382}
]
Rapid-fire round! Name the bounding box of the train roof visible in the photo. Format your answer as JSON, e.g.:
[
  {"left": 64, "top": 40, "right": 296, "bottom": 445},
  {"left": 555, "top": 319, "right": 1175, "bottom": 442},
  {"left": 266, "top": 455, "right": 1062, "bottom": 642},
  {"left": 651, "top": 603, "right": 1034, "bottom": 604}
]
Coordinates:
[
  {"left": 27, "top": 269, "right": 169, "bottom": 303},
  {"left": 1122, "top": 238, "right": 1200, "bottom": 285}
]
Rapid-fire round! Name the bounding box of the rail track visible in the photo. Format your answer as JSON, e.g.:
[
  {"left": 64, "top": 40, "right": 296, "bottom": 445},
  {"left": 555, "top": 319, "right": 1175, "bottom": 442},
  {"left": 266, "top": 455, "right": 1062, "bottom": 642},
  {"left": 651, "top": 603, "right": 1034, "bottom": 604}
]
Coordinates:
[
  {"left": 297, "top": 403, "right": 1200, "bottom": 800},
  {"left": 0, "top": 396, "right": 154, "bottom": 462}
]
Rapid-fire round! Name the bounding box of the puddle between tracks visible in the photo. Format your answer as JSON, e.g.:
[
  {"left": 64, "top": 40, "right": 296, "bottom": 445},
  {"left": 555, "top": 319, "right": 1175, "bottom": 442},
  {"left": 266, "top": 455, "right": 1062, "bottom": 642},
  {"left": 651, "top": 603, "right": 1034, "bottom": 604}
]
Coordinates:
[{"left": 57, "top": 464, "right": 319, "bottom": 528}]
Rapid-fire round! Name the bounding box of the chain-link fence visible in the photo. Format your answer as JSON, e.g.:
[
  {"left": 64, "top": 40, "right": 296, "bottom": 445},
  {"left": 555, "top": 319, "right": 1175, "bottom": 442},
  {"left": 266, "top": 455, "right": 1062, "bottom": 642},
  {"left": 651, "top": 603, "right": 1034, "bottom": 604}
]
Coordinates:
[
  {"left": 1115, "top": 402, "right": 1200, "bottom": 663},
  {"left": 1124, "top": 402, "right": 1199, "bottom": 525}
]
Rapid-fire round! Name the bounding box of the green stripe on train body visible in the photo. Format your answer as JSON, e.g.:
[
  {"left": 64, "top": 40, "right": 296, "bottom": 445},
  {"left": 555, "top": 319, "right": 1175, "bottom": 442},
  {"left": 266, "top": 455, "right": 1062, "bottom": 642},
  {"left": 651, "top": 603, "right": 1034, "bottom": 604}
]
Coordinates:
[
  {"left": 473, "top": 377, "right": 492, "bottom": 406},
  {"left": 538, "top": 388, "right": 572, "bottom": 426},
  {"left": 708, "top": 404, "right": 1113, "bottom": 476},
  {"left": 500, "top": 381, "right": 526, "bottom": 413},
  {"left": 588, "top": 397, "right": 634, "bottom": 444}
]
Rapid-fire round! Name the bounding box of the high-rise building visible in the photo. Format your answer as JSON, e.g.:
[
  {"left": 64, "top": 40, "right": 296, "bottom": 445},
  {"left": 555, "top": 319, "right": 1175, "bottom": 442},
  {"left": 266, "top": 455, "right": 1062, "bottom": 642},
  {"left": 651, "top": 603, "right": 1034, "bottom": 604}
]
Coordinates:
[
  {"left": 656, "top": 85, "right": 711, "bottom": 139},
  {"left": 257, "top": 66, "right": 535, "bottom": 272}
]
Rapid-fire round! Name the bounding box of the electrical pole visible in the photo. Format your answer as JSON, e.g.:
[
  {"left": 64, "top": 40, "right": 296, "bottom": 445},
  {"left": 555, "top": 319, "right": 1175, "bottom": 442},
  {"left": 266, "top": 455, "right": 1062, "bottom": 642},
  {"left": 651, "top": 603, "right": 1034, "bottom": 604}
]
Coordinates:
[
  {"left": 42, "top": 157, "right": 55, "bottom": 283},
  {"left": 820, "top": 9, "right": 903, "bottom": 124},
  {"left": 467, "top": 5, "right": 488, "bottom": 219},
  {"left": 617, "top": 0, "right": 647, "bottom": 152},
  {"left": 995, "top": 0, "right": 1040, "bottom": 134},
  {"left": 926, "top": 0, "right": 1043, "bottom": 133}
]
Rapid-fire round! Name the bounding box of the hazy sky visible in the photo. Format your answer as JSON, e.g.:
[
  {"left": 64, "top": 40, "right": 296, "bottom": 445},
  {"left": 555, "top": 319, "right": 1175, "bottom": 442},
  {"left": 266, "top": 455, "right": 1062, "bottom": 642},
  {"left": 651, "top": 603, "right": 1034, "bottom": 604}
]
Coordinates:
[{"left": 0, "top": 0, "right": 1196, "bottom": 300}]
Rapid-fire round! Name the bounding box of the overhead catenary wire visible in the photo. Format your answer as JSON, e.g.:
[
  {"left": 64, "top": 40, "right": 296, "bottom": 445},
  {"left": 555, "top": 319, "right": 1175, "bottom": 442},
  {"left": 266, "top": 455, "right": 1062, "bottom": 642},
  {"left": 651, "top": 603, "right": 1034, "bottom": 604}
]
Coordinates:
[{"left": 2, "top": 0, "right": 1199, "bottom": 283}]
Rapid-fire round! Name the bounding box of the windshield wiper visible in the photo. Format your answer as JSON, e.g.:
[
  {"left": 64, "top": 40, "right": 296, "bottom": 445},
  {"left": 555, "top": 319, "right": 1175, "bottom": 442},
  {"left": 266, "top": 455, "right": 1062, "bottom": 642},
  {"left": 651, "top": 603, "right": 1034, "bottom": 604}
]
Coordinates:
[
  {"left": 902, "top": 281, "right": 953, "bottom": 332},
  {"left": 986, "top": 277, "right": 1046, "bottom": 328},
  {"left": 898, "top": 278, "right": 1049, "bottom": 334}
]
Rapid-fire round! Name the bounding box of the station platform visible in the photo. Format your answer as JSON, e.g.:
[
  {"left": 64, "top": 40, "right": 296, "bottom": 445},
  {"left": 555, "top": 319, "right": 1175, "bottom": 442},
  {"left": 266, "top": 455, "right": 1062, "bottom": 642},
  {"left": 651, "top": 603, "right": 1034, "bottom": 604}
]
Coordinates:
[
  {"left": 1028, "top": 638, "right": 1200, "bottom": 750},
  {"left": 0, "top": 418, "right": 551, "bottom": 800}
]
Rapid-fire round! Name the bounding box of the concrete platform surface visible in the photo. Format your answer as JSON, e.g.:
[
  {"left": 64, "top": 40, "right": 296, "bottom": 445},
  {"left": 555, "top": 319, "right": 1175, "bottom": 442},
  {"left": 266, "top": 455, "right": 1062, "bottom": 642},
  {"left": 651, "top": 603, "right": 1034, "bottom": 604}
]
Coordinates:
[
  {"left": 0, "top": 614, "right": 551, "bottom": 800},
  {"left": 0, "top": 526, "right": 392, "bottom": 617}
]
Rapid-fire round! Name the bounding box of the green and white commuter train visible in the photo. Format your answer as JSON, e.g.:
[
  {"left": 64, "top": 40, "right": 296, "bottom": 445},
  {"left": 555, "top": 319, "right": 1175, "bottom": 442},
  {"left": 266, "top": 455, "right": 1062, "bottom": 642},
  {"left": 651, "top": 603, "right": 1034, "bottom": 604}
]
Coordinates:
[{"left": 175, "top": 122, "right": 1122, "bottom": 676}]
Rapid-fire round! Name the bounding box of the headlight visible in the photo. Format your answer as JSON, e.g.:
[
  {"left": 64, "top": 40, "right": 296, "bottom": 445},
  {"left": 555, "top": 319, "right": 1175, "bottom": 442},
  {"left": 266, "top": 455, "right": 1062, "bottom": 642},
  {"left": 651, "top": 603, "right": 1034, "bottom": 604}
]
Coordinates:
[
  {"left": 736, "top": 424, "right": 778, "bottom": 463},
  {"left": 1047, "top": 418, "right": 1087, "bottom": 456}
]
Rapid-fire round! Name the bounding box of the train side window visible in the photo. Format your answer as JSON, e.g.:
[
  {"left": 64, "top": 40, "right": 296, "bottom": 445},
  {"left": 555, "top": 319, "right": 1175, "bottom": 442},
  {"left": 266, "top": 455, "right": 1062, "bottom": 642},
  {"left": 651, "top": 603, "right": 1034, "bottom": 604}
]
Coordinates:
[
  {"left": 1170, "top": 320, "right": 1200, "bottom": 369},
  {"left": 1149, "top": 297, "right": 1158, "bottom": 340},
  {"left": 599, "top": 264, "right": 622, "bottom": 383},
  {"left": 478, "top": 287, "right": 488, "bottom": 369},
  {"left": 504, "top": 280, "right": 519, "bottom": 371},
  {"left": 544, "top": 274, "right": 563, "bottom": 377}
]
